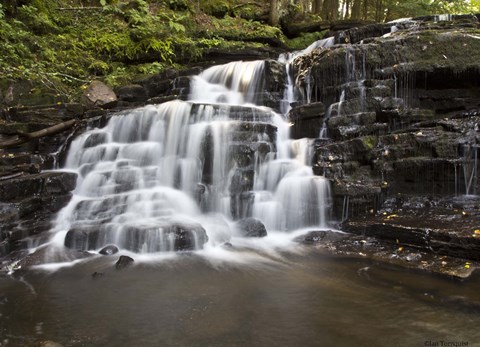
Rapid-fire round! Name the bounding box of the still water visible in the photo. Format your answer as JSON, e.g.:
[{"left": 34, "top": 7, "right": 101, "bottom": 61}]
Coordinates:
[{"left": 0, "top": 246, "right": 479, "bottom": 346}]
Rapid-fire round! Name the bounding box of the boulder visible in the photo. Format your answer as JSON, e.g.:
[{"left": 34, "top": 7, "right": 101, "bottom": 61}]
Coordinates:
[
  {"left": 168, "top": 223, "right": 209, "bottom": 251},
  {"left": 99, "top": 244, "right": 119, "bottom": 256},
  {"left": 115, "top": 255, "right": 134, "bottom": 270},
  {"left": 235, "top": 217, "right": 267, "bottom": 237},
  {"left": 81, "top": 81, "right": 117, "bottom": 109}
]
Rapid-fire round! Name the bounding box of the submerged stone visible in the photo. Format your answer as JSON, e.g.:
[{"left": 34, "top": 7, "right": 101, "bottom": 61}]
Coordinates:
[
  {"left": 99, "top": 244, "right": 119, "bottom": 256},
  {"left": 235, "top": 218, "right": 267, "bottom": 238}
]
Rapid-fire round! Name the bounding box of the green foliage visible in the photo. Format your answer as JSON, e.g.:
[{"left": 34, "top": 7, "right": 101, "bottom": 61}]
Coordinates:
[
  {"left": 167, "top": 0, "right": 190, "bottom": 11},
  {"left": 206, "top": 16, "right": 286, "bottom": 43},
  {"left": 136, "top": 62, "right": 165, "bottom": 75},
  {"left": 6, "top": 0, "right": 476, "bottom": 104},
  {"left": 17, "top": 4, "right": 59, "bottom": 34},
  {"left": 286, "top": 31, "right": 327, "bottom": 50}
]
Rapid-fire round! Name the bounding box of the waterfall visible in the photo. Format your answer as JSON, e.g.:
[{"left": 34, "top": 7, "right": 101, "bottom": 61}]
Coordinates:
[{"left": 50, "top": 58, "right": 332, "bottom": 255}]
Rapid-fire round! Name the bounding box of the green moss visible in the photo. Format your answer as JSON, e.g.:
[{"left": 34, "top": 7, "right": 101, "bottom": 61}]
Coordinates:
[
  {"left": 361, "top": 136, "right": 377, "bottom": 150},
  {"left": 0, "top": 0, "right": 288, "bottom": 104},
  {"left": 205, "top": 16, "right": 285, "bottom": 43},
  {"left": 286, "top": 31, "right": 327, "bottom": 50}
]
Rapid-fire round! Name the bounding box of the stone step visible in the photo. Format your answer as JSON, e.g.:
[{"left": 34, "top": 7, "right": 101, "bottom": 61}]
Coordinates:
[{"left": 0, "top": 172, "right": 77, "bottom": 202}]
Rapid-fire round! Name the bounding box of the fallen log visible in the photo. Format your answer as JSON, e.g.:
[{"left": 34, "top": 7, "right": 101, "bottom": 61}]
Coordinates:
[{"left": 0, "top": 119, "right": 78, "bottom": 149}]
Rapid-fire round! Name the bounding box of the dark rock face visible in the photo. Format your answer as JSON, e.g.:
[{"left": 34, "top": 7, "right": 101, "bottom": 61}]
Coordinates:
[
  {"left": 289, "top": 101, "right": 325, "bottom": 139},
  {"left": 0, "top": 172, "right": 77, "bottom": 257},
  {"left": 115, "top": 255, "right": 134, "bottom": 270},
  {"left": 116, "top": 84, "right": 148, "bottom": 103},
  {"left": 235, "top": 218, "right": 267, "bottom": 237},
  {"left": 286, "top": 18, "right": 480, "bottom": 267}
]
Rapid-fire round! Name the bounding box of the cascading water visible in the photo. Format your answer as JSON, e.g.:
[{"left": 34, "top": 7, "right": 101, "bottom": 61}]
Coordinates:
[
  {"left": 48, "top": 58, "right": 332, "bottom": 257},
  {"left": 279, "top": 37, "right": 335, "bottom": 113}
]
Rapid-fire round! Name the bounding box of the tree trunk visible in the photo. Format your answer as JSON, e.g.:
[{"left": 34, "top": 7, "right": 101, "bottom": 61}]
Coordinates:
[
  {"left": 374, "top": 0, "right": 383, "bottom": 22},
  {"left": 351, "top": 0, "right": 361, "bottom": 19},
  {"left": 313, "top": 0, "right": 323, "bottom": 14},
  {"left": 269, "top": 0, "right": 279, "bottom": 26},
  {"left": 321, "top": 0, "right": 338, "bottom": 20},
  {"left": 362, "top": 0, "right": 369, "bottom": 20}
]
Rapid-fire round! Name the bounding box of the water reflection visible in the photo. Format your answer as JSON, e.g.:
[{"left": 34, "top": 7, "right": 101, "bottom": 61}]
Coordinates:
[{"left": 0, "top": 250, "right": 479, "bottom": 346}]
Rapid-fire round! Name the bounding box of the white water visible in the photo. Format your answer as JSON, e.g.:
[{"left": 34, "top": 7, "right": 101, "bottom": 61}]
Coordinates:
[{"left": 46, "top": 56, "right": 332, "bottom": 260}]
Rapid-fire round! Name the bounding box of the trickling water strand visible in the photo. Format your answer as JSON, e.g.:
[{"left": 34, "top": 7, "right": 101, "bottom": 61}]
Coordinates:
[
  {"left": 279, "top": 36, "right": 335, "bottom": 113},
  {"left": 319, "top": 90, "right": 345, "bottom": 139},
  {"left": 305, "top": 70, "right": 313, "bottom": 104},
  {"left": 49, "top": 57, "right": 332, "bottom": 256},
  {"left": 463, "top": 144, "right": 479, "bottom": 196}
]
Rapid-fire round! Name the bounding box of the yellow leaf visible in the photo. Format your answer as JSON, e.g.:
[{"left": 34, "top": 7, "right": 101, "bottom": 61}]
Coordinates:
[
  {"left": 465, "top": 264, "right": 470, "bottom": 269},
  {"left": 398, "top": 247, "right": 403, "bottom": 252},
  {"left": 474, "top": 230, "right": 480, "bottom": 235}
]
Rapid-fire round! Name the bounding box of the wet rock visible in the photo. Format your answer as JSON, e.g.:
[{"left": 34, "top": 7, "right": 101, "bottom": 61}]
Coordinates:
[
  {"left": 81, "top": 81, "right": 117, "bottom": 109},
  {"left": 264, "top": 59, "right": 287, "bottom": 94},
  {"left": 65, "top": 221, "right": 209, "bottom": 252},
  {"left": 168, "top": 223, "right": 209, "bottom": 251},
  {"left": 137, "top": 70, "right": 176, "bottom": 98},
  {"left": 338, "top": 23, "right": 391, "bottom": 44},
  {"left": 116, "top": 84, "right": 148, "bottom": 102},
  {"left": 289, "top": 102, "right": 325, "bottom": 139},
  {"left": 64, "top": 226, "right": 100, "bottom": 250},
  {"left": 83, "top": 132, "right": 108, "bottom": 148},
  {"left": 230, "top": 169, "right": 255, "bottom": 194},
  {"left": 115, "top": 255, "right": 134, "bottom": 270},
  {"left": 190, "top": 103, "right": 275, "bottom": 122},
  {"left": 146, "top": 95, "right": 178, "bottom": 105},
  {"left": 17, "top": 246, "right": 92, "bottom": 268},
  {"left": 235, "top": 217, "right": 267, "bottom": 237},
  {"left": 342, "top": 195, "right": 480, "bottom": 261},
  {"left": 295, "top": 230, "right": 348, "bottom": 244},
  {"left": 230, "top": 144, "right": 254, "bottom": 168},
  {"left": 99, "top": 244, "right": 119, "bottom": 256}
]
